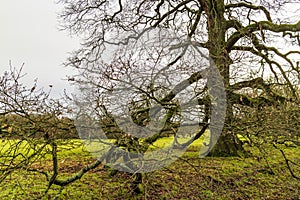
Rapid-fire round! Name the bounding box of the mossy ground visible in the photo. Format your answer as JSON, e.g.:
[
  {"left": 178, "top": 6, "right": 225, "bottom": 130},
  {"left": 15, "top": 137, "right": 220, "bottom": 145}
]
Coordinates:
[{"left": 0, "top": 138, "right": 299, "bottom": 199}]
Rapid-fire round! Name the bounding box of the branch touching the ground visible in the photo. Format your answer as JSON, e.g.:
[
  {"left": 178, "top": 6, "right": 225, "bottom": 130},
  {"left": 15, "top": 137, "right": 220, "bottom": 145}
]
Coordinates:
[{"left": 53, "top": 159, "right": 102, "bottom": 186}]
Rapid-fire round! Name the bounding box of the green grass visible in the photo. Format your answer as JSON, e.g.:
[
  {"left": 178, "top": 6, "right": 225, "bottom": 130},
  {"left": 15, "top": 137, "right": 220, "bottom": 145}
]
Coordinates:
[{"left": 1, "top": 137, "right": 300, "bottom": 199}]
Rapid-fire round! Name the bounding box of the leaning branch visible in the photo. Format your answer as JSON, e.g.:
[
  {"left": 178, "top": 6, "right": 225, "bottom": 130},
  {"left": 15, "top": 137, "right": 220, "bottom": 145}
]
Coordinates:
[{"left": 161, "top": 70, "right": 204, "bottom": 103}]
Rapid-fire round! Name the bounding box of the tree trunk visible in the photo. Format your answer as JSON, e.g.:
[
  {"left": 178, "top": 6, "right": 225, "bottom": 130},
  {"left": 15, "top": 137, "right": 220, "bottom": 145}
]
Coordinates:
[
  {"left": 209, "top": 128, "right": 245, "bottom": 157},
  {"left": 204, "top": 0, "right": 245, "bottom": 156},
  {"left": 209, "top": 97, "right": 245, "bottom": 156}
]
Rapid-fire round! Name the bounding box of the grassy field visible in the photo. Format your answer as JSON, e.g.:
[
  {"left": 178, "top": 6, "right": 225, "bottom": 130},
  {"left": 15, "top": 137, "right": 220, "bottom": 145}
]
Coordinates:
[{"left": 0, "top": 137, "right": 300, "bottom": 199}]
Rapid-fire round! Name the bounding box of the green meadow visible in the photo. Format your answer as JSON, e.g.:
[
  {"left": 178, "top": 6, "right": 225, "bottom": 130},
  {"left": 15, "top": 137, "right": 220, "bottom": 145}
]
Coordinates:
[{"left": 0, "top": 136, "right": 299, "bottom": 199}]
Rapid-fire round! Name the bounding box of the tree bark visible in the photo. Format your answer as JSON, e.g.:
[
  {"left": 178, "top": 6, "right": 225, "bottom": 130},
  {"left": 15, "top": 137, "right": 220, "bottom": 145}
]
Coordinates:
[{"left": 204, "top": 0, "right": 244, "bottom": 156}]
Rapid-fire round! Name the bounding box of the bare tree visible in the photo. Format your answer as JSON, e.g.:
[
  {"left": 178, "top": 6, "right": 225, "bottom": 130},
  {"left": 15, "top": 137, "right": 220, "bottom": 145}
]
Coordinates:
[
  {"left": 0, "top": 67, "right": 82, "bottom": 196},
  {"left": 0, "top": 0, "right": 299, "bottom": 196},
  {"left": 58, "top": 0, "right": 300, "bottom": 156}
]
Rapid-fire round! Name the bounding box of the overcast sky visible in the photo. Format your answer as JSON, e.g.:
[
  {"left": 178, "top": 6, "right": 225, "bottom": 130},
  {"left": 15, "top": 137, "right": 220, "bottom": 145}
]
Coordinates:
[
  {"left": 0, "top": 1, "right": 299, "bottom": 99},
  {"left": 0, "top": 0, "right": 79, "bottom": 98}
]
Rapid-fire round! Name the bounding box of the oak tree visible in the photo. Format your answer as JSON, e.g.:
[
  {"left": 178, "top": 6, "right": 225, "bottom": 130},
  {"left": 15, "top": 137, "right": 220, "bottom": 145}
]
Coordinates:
[{"left": 59, "top": 0, "right": 300, "bottom": 156}]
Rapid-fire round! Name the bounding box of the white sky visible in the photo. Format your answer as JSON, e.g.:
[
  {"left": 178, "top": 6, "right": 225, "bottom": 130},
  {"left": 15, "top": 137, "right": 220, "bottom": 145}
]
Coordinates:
[
  {"left": 0, "top": 0, "right": 79, "bottom": 98},
  {"left": 0, "top": 1, "right": 299, "bottom": 99}
]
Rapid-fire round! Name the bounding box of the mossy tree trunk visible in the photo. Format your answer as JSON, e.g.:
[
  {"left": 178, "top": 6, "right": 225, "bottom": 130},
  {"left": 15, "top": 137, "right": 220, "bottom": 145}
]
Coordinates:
[{"left": 203, "top": 0, "right": 244, "bottom": 156}]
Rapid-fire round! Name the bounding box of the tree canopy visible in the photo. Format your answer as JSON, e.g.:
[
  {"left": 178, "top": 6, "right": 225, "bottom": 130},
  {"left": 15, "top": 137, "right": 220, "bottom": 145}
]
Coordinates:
[{"left": 58, "top": 0, "right": 300, "bottom": 155}]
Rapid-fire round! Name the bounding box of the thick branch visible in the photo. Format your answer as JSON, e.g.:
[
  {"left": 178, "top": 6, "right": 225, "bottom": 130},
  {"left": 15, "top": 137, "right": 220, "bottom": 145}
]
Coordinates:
[
  {"left": 230, "top": 77, "right": 265, "bottom": 91},
  {"left": 226, "top": 19, "right": 242, "bottom": 30},
  {"left": 230, "top": 76, "right": 291, "bottom": 105},
  {"left": 231, "top": 45, "right": 297, "bottom": 96},
  {"left": 230, "top": 92, "right": 274, "bottom": 107},
  {"left": 161, "top": 70, "right": 204, "bottom": 103},
  {"left": 227, "top": 21, "right": 300, "bottom": 51},
  {"left": 53, "top": 159, "right": 102, "bottom": 186},
  {"left": 225, "top": 3, "right": 272, "bottom": 21}
]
